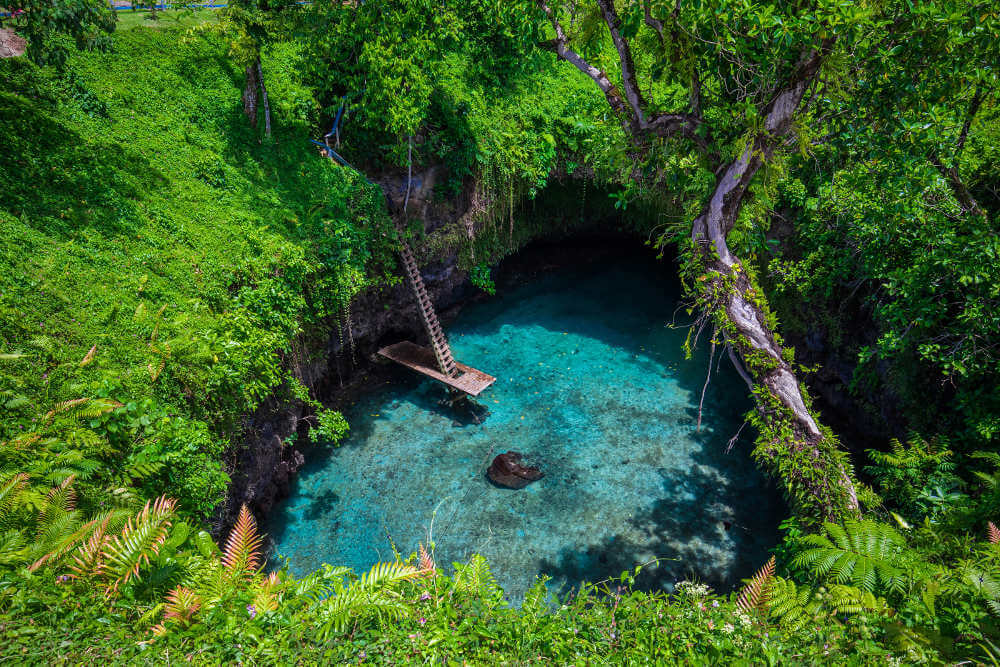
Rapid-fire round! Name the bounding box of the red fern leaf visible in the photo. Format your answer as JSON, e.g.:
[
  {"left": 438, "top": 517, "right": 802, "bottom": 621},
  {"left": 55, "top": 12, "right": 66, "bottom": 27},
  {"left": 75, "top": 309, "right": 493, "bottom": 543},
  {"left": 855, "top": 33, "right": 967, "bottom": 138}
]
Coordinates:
[
  {"left": 222, "top": 504, "right": 263, "bottom": 580},
  {"left": 988, "top": 521, "right": 1000, "bottom": 545},
  {"left": 68, "top": 516, "right": 111, "bottom": 578},
  {"left": 418, "top": 543, "right": 436, "bottom": 575},
  {"left": 737, "top": 556, "right": 775, "bottom": 614},
  {"left": 163, "top": 586, "right": 201, "bottom": 625}
]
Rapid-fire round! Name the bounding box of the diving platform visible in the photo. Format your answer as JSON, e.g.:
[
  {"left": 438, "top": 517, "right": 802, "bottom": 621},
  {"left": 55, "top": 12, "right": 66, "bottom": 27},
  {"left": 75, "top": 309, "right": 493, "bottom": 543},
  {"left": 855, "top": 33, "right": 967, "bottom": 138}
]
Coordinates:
[{"left": 378, "top": 340, "right": 496, "bottom": 397}]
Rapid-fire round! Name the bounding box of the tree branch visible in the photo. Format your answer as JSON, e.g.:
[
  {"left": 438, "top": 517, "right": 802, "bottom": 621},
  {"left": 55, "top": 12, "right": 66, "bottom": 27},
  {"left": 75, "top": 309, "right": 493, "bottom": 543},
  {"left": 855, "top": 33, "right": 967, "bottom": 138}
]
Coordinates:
[
  {"left": 642, "top": 0, "right": 665, "bottom": 42},
  {"left": 956, "top": 85, "right": 984, "bottom": 156},
  {"left": 596, "top": 0, "right": 648, "bottom": 126},
  {"left": 538, "top": 0, "right": 705, "bottom": 148},
  {"left": 927, "top": 84, "right": 987, "bottom": 217},
  {"left": 930, "top": 154, "right": 985, "bottom": 217},
  {"left": 536, "top": 1, "right": 632, "bottom": 134}
]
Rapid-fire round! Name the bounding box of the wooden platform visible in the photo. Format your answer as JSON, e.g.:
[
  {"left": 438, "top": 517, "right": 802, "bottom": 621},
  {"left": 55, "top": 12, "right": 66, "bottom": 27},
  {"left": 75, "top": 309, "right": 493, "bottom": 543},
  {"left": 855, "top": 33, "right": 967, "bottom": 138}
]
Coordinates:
[{"left": 378, "top": 341, "right": 496, "bottom": 397}]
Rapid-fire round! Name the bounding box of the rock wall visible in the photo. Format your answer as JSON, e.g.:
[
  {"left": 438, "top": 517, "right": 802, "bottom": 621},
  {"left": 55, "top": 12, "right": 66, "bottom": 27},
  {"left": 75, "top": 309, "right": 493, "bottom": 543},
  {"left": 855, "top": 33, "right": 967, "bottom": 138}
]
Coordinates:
[{"left": 214, "top": 167, "right": 477, "bottom": 536}]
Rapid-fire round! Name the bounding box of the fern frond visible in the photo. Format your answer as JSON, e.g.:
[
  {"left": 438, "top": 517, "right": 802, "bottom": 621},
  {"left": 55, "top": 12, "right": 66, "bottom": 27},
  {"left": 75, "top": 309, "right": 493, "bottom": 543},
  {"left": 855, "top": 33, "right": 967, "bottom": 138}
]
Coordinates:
[
  {"left": 124, "top": 461, "right": 165, "bottom": 481},
  {"left": 79, "top": 345, "right": 97, "bottom": 367},
  {"left": 53, "top": 398, "right": 90, "bottom": 414},
  {"left": 27, "top": 511, "right": 84, "bottom": 567},
  {"left": 37, "top": 475, "right": 77, "bottom": 527},
  {"left": 418, "top": 543, "right": 435, "bottom": 574},
  {"left": 0, "top": 473, "right": 29, "bottom": 527},
  {"left": 76, "top": 398, "right": 123, "bottom": 419},
  {"left": 973, "top": 451, "right": 1000, "bottom": 469},
  {"left": 221, "top": 505, "right": 263, "bottom": 581},
  {"left": 318, "top": 579, "right": 410, "bottom": 637},
  {"left": 253, "top": 573, "right": 282, "bottom": 613},
  {"left": 359, "top": 561, "right": 421, "bottom": 590},
  {"left": 29, "top": 513, "right": 101, "bottom": 572},
  {"left": 828, "top": 584, "right": 889, "bottom": 615},
  {"left": 737, "top": 556, "right": 775, "bottom": 614},
  {"left": 989, "top": 522, "right": 1000, "bottom": 545},
  {"left": 766, "top": 576, "right": 816, "bottom": 632},
  {"left": 452, "top": 554, "right": 503, "bottom": 606},
  {"left": 176, "top": 552, "right": 228, "bottom": 603},
  {"left": 0, "top": 529, "right": 28, "bottom": 566},
  {"left": 68, "top": 515, "right": 112, "bottom": 578},
  {"left": 97, "top": 496, "right": 177, "bottom": 595},
  {"left": 292, "top": 564, "right": 351, "bottom": 603},
  {"left": 3, "top": 395, "right": 31, "bottom": 411},
  {"left": 163, "top": 586, "right": 202, "bottom": 626},
  {"left": 792, "top": 520, "right": 907, "bottom": 593}
]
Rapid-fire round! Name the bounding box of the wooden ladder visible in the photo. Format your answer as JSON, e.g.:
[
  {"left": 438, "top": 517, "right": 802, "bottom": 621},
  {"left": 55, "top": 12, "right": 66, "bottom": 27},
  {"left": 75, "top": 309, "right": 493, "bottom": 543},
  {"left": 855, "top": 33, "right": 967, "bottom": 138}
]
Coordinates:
[{"left": 396, "top": 236, "right": 459, "bottom": 378}]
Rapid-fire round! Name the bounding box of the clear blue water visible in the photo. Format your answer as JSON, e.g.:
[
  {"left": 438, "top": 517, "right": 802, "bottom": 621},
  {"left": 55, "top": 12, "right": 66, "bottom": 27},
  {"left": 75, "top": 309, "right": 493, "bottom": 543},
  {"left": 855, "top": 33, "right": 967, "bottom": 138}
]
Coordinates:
[{"left": 267, "top": 252, "right": 784, "bottom": 601}]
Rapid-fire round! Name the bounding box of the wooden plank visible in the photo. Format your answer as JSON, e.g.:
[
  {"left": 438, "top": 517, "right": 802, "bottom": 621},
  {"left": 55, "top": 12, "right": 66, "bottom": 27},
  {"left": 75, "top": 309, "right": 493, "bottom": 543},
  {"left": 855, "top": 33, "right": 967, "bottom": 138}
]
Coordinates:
[{"left": 377, "top": 341, "right": 496, "bottom": 397}]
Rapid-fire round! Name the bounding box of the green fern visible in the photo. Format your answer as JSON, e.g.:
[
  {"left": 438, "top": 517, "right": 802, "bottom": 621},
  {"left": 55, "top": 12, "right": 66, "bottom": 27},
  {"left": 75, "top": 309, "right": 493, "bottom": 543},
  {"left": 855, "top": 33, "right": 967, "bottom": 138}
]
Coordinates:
[
  {"left": 766, "top": 576, "right": 820, "bottom": 632},
  {"left": 521, "top": 576, "right": 552, "bottom": 618},
  {"left": 0, "top": 529, "right": 28, "bottom": 566},
  {"left": 453, "top": 553, "right": 502, "bottom": 603},
  {"left": 793, "top": 520, "right": 909, "bottom": 594},
  {"left": 36, "top": 475, "right": 77, "bottom": 526},
  {"left": 291, "top": 564, "right": 352, "bottom": 603},
  {"left": 314, "top": 561, "right": 420, "bottom": 638},
  {"left": 97, "top": 496, "right": 177, "bottom": 594},
  {"left": 958, "top": 562, "right": 1000, "bottom": 617},
  {"left": 0, "top": 473, "right": 29, "bottom": 529},
  {"left": 827, "top": 584, "right": 890, "bottom": 615},
  {"left": 358, "top": 560, "right": 420, "bottom": 590}
]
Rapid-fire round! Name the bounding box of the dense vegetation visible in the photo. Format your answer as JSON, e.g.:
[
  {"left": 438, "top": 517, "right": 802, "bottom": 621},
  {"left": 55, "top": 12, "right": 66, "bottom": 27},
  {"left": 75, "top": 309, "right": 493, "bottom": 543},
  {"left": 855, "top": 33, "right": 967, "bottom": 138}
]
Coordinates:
[{"left": 2, "top": 0, "right": 1000, "bottom": 662}]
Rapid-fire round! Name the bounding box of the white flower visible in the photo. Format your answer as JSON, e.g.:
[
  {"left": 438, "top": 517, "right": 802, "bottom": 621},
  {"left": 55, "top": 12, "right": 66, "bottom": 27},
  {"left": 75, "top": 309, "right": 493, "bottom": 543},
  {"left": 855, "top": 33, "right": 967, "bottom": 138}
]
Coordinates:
[{"left": 675, "top": 581, "right": 711, "bottom": 598}]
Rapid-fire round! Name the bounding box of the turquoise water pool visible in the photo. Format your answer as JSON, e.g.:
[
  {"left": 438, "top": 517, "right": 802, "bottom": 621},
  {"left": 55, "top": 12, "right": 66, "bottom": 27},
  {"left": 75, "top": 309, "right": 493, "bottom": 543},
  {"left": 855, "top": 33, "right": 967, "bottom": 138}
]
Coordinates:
[{"left": 267, "top": 251, "right": 784, "bottom": 601}]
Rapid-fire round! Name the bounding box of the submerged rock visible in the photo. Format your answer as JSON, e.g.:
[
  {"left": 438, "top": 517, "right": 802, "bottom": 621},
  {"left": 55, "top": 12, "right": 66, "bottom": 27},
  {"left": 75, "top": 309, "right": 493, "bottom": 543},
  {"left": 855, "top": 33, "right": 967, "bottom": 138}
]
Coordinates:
[{"left": 487, "top": 451, "right": 543, "bottom": 489}]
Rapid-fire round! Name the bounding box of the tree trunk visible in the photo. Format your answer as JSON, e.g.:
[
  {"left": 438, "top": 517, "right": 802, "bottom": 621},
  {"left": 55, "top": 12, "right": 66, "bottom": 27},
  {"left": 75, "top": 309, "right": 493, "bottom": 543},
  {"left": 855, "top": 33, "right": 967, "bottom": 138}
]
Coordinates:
[
  {"left": 689, "top": 45, "right": 860, "bottom": 519},
  {"left": 242, "top": 62, "right": 259, "bottom": 128},
  {"left": 257, "top": 58, "right": 272, "bottom": 138}
]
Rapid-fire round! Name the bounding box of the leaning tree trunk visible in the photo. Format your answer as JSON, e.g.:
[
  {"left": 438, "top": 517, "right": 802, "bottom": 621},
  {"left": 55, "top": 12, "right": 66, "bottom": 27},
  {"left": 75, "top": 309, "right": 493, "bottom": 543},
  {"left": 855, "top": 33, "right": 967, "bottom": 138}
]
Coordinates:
[
  {"left": 538, "top": 0, "right": 859, "bottom": 520},
  {"left": 689, "top": 44, "right": 860, "bottom": 520}
]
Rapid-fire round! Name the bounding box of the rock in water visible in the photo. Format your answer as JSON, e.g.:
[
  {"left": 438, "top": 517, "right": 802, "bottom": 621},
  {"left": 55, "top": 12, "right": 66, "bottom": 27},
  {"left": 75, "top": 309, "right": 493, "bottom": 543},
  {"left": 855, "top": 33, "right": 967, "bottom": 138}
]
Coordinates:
[{"left": 487, "top": 451, "right": 543, "bottom": 489}]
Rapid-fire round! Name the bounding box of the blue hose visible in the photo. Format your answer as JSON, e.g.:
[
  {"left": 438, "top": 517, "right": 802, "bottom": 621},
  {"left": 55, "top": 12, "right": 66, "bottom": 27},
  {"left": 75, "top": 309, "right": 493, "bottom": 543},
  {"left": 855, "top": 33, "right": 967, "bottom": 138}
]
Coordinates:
[
  {"left": 308, "top": 139, "right": 376, "bottom": 187},
  {"left": 324, "top": 97, "right": 347, "bottom": 140}
]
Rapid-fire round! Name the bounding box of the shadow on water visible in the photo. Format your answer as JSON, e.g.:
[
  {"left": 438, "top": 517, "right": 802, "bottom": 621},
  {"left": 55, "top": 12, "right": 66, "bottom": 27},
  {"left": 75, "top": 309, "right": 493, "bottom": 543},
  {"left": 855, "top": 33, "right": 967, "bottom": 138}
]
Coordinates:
[{"left": 538, "top": 450, "right": 782, "bottom": 596}]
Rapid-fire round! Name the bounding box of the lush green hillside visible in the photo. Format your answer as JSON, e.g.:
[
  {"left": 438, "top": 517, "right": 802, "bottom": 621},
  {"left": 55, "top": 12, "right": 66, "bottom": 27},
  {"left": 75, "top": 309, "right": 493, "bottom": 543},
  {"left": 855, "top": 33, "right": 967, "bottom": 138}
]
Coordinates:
[{"left": 0, "top": 28, "right": 390, "bottom": 517}]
